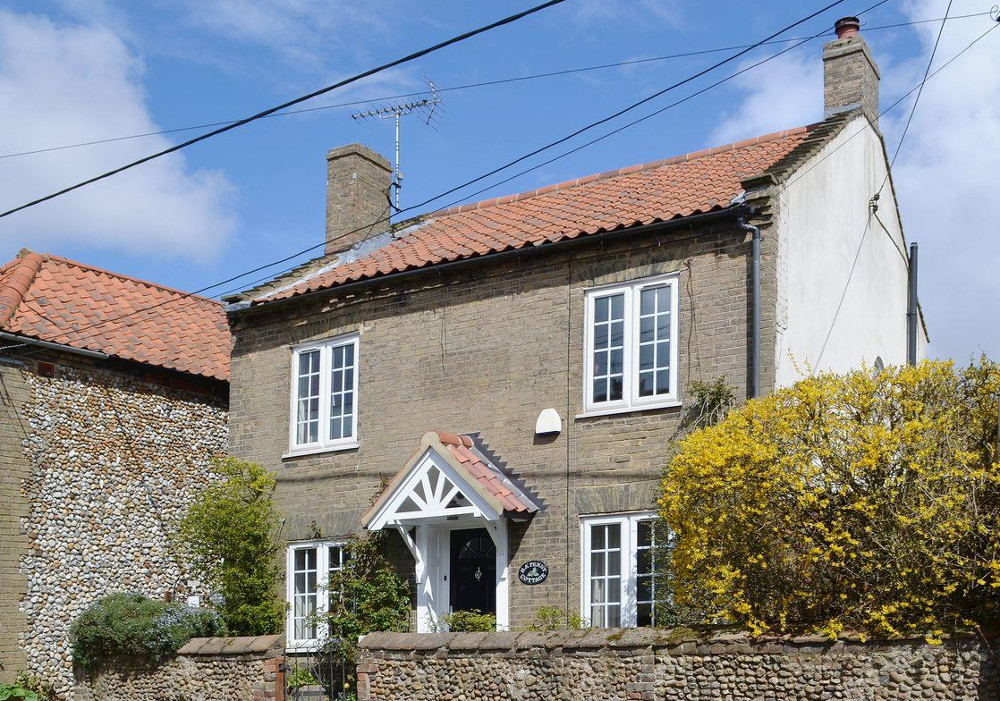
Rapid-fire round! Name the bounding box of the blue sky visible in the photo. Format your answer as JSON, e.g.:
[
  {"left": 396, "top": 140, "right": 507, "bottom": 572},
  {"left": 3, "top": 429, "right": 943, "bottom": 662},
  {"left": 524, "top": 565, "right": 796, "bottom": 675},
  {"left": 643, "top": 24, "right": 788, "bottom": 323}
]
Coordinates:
[{"left": 0, "top": 0, "right": 998, "bottom": 360}]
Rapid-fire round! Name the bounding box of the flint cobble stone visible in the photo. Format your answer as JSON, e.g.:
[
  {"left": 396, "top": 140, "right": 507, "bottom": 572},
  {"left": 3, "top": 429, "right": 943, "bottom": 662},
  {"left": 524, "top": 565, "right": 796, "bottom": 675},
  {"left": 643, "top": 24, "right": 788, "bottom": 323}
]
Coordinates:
[
  {"left": 358, "top": 630, "right": 1000, "bottom": 701},
  {"left": 16, "top": 364, "right": 228, "bottom": 699}
]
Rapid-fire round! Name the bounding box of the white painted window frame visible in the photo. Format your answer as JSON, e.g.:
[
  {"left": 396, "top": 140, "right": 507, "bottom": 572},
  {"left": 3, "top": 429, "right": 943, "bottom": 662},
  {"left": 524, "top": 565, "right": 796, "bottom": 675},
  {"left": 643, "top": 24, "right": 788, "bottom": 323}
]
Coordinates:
[
  {"left": 582, "top": 273, "right": 680, "bottom": 416},
  {"left": 579, "top": 511, "right": 657, "bottom": 628},
  {"left": 285, "top": 540, "right": 346, "bottom": 652},
  {"left": 287, "top": 332, "right": 360, "bottom": 456}
]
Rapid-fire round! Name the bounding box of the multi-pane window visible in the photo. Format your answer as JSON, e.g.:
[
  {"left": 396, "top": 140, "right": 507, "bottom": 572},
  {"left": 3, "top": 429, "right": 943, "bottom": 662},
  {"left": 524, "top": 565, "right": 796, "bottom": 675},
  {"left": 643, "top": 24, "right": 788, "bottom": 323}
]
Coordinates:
[
  {"left": 635, "top": 519, "right": 658, "bottom": 627},
  {"left": 588, "top": 522, "right": 623, "bottom": 627},
  {"left": 290, "top": 546, "right": 318, "bottom": 642},
  {"left": 327, "top": 544, "right": 346, "bottom": 609},
  {"left": 290, "top": 334, "right": 359, "bottom": 452},
  {"left": 584, "top": 275, "right": 679, "bottom": 413},
  {"left": 286, "top": 541, "right": 347, "bottom": 649},
  {"left": 592, "top": 294, "right": 625, "bottom": 403},
  {"left": 581, "top": 513, "right": 666, "bottom": 628}
]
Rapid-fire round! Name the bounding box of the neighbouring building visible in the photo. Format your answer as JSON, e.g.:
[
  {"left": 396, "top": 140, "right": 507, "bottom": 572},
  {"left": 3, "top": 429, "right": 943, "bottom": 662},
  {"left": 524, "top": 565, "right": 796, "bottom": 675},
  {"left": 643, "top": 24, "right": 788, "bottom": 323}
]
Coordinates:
[
  {"left": 0, "top": 250, "right": 231, "bottom": 696},
  {"left": 225, "top": 18, "right": 926, "bottom": 653}
]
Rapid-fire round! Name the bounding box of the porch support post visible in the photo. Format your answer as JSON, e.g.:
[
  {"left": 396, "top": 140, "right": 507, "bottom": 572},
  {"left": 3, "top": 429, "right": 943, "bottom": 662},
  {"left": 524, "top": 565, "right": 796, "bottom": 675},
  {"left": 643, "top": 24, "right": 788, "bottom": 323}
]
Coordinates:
[{"left": 484, "top": 519, "right": 510, "bottom": 631}]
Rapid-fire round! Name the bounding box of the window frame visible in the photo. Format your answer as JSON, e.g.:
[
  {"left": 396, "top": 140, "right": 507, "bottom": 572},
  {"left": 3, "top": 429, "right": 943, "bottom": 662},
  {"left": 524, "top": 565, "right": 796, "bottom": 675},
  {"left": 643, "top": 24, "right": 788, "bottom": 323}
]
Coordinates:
[
  {"left": 285, "top": 540, "right": 346, "bottom": 651},
  {"left": 582, "top": 273, "right": 680, "bottom": 416},
  {"left": 580, "top": 511, "right": 662, "bottom": 628},
  {"left": 287, "top": 332, "right": 360, "bottom": 455}
]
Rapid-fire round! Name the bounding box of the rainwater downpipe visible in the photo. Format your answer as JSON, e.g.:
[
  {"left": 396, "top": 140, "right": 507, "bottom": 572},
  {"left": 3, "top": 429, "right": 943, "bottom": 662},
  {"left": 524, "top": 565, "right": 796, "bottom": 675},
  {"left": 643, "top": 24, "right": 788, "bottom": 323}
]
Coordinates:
[
  {"left": 906, "top": 242, "right": 918, "bottom": 366},
  {"left": 739, "top": 215, "right": 762, "bottom": 399}
]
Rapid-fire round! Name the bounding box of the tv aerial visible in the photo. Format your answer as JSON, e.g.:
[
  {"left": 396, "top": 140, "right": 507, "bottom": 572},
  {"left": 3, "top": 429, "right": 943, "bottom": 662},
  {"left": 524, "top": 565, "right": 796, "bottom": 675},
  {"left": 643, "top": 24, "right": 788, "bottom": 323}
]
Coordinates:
[{"left": 350, "top": 78, "right": 442, "bottom": 214}]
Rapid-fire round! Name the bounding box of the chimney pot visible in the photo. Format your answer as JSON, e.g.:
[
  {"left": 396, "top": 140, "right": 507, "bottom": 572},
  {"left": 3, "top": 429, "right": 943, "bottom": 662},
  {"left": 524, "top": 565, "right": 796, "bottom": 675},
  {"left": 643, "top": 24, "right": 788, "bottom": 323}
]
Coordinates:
[
  {"left": 834, "top": 16, "right": 861, "bottom": 39},
  {"left": 324, "top": 143, "right": 392, "bottom": 255}
]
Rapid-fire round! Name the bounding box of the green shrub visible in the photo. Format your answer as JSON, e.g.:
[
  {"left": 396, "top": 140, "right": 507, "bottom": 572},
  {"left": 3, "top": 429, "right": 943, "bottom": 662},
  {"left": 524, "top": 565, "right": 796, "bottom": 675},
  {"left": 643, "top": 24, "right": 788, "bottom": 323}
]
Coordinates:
[
  {"left": 661, "top": 359, "right": 1000, "bottom": 639},
  {"left": 528, "top": 606, "right": 588, "bottom": 631},
  {"left": 285, "top": 665, "right": 318, "bottom": 689},
  {"left": 69, "top": 593, "right": 220, "bottom": 671},
  {"left": 322, "top": 531, "right": 409, "bottom": 687},
  {"left": 177, "top": 457, "right": 284, "bottom": 635},
  {"left": 441, "top": 609, "right": 496, "bottom": 632},
  {"left": 7, "top": 675, "right": 53, "bottom": 701},
  {"left": 0, "top": 684, "right": 38, "bottom": 701}
]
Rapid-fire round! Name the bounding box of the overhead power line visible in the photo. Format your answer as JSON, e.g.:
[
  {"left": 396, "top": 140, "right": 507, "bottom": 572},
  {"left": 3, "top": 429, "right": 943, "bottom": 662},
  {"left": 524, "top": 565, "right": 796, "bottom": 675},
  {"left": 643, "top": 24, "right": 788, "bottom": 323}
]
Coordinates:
[
  {"left": 777, "top": 17, "right": 1000, "bottom": 198},
  {"left": 878, "top": 0, "right": 953, "bottom": 194},
  {"left": 12, "top": 1, "right": 994, "bottom": 364},
  {"left": 1, "top": 11, "right": 991, "bottom": 163},
  {"left": 2, "top": 0, "right": 884, "bottom": 362},
  {"left": 0, "top": 0, "right": 570, "bottom": 220}
]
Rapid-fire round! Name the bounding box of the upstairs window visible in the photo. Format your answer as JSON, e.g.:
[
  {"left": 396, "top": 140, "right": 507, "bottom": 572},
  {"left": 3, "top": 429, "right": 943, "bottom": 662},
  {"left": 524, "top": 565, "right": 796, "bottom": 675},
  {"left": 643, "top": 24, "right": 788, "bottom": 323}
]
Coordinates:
[
  {"left": 584, "top": 274, "right": 679, "bottom": 413},
  {"left": 290, "top": 334, "right": 359, "bottom": 452}
]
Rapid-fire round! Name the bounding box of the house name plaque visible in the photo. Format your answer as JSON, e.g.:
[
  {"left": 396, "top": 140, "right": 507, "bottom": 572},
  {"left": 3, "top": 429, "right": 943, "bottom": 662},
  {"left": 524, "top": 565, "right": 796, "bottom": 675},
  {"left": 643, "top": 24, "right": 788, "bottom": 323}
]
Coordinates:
[{"left": 518, "top": 560, "right": 549, "bottom": 585}]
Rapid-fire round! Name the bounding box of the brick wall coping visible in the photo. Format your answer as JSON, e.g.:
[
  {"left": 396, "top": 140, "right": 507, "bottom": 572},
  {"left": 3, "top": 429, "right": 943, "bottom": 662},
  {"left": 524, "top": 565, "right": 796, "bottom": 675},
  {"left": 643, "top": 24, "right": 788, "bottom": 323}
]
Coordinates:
[
  {"left": 359, "top": 628, "right": 994, "bottom": 655},
  {"left": 177, "top": 634, "right": 283, "bottom": 657}
]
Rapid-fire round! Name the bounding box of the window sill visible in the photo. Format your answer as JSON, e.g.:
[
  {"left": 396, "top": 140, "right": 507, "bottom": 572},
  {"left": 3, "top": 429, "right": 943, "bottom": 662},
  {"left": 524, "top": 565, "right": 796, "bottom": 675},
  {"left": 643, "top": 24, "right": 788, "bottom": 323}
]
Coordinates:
[
  {"left": 576, "top": 400, "right": 682, "bottom": 420},
  {"left": 285, "top": 641, "right": 322, "bottom": 654},
  {"left": 282, "top": 441, "right": 360, "bottom": 460}
]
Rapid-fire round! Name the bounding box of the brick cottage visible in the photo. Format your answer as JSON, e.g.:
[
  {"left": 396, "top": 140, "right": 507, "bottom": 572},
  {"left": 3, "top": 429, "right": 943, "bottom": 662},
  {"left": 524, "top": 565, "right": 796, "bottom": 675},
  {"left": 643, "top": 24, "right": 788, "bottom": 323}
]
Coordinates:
[{"left": 225, "top": 19, "right": 926, "bottom": 650}]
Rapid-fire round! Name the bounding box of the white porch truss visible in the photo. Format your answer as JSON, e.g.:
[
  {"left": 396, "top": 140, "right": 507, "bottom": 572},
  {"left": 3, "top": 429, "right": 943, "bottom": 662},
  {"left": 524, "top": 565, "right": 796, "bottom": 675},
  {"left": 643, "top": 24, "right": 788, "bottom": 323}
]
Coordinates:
[{"left": 361, "top": 431, "right": 539, "bottom": 632}]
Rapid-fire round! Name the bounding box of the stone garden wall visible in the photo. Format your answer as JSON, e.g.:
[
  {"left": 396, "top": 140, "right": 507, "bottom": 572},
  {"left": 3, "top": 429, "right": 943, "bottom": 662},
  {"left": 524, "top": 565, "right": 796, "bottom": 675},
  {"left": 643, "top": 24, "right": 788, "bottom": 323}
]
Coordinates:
[
  {"left": 13, "top": 361, "right": 228, "bottom": 698},
  {"left": 358, "top": 628, "right": 1000, "bottom": 701},
  {"left": 74, "top": 635, "right": 284, "bottom": 701}
]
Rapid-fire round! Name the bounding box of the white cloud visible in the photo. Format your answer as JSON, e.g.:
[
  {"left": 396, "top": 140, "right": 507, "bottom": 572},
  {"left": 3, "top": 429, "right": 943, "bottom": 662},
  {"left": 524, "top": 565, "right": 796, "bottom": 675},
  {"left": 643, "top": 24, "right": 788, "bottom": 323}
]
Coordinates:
[
  {"left": 181, "top": 0, "right": 397, "bottom": 73},
  {"left": 884, "top": 0, "right": 1000, "bottom": 360},
  {"left": 709, "top": 1, "right": 1000, "bottom": 361},
  {"left": 710, "top": 48, "right": 822, "bottom": 144},
  {"left": 0, "top": 10, "right": 237, "bottom": 262}
]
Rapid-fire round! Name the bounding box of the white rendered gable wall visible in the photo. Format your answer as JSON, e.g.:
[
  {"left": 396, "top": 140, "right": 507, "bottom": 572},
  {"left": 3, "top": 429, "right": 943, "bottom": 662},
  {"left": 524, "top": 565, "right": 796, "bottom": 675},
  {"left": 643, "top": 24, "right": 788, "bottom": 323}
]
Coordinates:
[{"left": 774, "top": 114, "right": 926, "bottom": 388}]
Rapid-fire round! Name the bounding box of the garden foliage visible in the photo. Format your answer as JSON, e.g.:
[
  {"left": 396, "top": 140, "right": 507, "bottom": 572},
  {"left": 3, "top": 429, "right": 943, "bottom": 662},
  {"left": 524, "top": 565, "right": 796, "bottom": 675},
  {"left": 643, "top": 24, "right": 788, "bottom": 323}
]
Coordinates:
[
  {"left": 324, "top": 531, "right": 410, "bottom": 661},
  {"left": 440, "top": 610, "right": 497, "bottom": 632},
  {"left": 69, "top": 593, "right": 219, "bottom": 671},
  {"left": 660, "top": 359, "right": 1000, "bottom": 639},
  {"left": 177, "top": 457, "right": 284, "bottom": 635}
]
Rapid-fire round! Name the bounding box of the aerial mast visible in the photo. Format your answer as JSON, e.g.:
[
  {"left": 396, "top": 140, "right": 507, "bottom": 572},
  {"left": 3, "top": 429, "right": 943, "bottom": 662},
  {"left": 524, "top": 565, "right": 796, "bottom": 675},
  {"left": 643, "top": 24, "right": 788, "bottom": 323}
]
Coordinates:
[{"left": 350, "top": 79, "right": 441, "bottom": 215}]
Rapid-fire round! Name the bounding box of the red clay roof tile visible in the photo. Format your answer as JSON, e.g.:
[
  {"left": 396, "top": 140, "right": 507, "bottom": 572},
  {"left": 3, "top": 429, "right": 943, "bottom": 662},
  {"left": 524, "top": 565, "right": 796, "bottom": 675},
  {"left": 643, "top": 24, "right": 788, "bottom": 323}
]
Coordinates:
[
  {"left": 259, "top": 125, "right": 816, "bottom": 304},
  {"left": 0, "top": 250, "right": 231, "bottom": 381},
  {"left": 439, "top": 434, "right": 535, "bottom": 514}
]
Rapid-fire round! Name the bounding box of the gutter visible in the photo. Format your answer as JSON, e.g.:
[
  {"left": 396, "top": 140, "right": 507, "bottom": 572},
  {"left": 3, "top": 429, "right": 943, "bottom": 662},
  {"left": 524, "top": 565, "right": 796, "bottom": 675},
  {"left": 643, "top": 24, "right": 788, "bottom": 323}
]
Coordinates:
[
  {"left": 0, "top": 331, "right": 110, "bottom": 360},
  {"left": 228, "top": 207, "right": 741, "bottom": 317}
]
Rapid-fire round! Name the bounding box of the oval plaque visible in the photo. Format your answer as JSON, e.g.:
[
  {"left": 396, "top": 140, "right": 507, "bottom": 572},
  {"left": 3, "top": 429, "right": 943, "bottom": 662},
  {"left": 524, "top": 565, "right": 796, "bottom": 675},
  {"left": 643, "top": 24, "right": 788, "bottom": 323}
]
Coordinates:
[{"left": 518, "top": 560, "right": 549, "bottom": 585}]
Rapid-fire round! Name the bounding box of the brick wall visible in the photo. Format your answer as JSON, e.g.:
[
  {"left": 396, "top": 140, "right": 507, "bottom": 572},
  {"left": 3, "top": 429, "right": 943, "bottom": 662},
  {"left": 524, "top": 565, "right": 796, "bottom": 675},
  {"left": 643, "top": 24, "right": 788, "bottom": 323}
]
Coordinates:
[
  {"left": 0, "top": 364, "right": 30, "bottom": 680},
  {"left": 231, "top": 218, "right": 768, "bottom": 628},
  {"left": 358, "top": 629, "right": 1000, "bottom": 701}
]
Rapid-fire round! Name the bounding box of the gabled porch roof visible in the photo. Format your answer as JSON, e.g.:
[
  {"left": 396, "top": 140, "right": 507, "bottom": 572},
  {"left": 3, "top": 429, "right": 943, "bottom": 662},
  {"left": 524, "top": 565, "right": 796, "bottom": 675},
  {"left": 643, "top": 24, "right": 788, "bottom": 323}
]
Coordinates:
[{"left": 361, "top": 431, "right": 539, "bottom": 531}]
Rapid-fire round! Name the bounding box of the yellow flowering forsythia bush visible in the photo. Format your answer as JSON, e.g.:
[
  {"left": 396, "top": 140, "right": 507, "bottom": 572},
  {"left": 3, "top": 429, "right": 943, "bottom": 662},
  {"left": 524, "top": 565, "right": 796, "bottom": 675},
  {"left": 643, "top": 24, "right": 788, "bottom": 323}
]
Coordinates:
[{"left": 660, "top": 359, "right": 1000, "bottom": 639}]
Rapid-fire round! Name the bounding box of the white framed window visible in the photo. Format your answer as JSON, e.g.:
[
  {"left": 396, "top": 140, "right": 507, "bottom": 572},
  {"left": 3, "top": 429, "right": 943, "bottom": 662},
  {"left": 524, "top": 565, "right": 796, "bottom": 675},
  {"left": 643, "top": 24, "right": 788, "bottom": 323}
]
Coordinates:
[
  {"left": 580, "top": 512, "right": 666, "bottom": 628},
  {"left": 583, "top": 274, "right": 680, "bottom": 415},
  {"left": 286, "top": 541, "right": 347, "bottom": 650},
  {"left": 288, "top": 333, "right": 360, "bottom": 454}
]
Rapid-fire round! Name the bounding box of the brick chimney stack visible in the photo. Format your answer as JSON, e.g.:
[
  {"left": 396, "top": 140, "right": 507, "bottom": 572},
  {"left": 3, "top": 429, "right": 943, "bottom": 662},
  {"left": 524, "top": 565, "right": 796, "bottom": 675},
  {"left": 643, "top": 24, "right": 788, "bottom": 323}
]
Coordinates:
[
  {"left": 823, "top": 16, "right": 881, "bottom": 126},
  {"left": 325, "top": 144, "right": 392, "bottom": 255}
]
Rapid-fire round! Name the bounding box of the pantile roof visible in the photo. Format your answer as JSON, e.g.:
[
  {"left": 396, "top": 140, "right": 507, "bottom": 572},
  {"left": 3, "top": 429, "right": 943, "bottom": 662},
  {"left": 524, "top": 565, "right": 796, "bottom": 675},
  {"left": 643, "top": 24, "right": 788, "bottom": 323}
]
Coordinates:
[
  {"left": 434, "top": 431, "right": 537, "bottom": 514},
  {"left": 255, "top": 120, "right": 841, "bottom": 306},
  {"left": 0, "top": 250, "right": 231, "bottom": 381}
]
